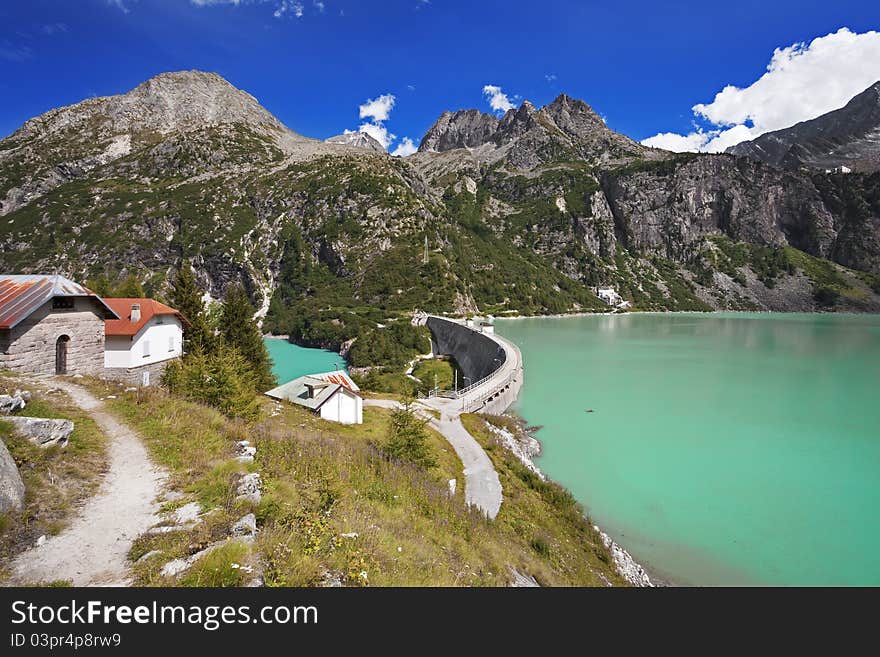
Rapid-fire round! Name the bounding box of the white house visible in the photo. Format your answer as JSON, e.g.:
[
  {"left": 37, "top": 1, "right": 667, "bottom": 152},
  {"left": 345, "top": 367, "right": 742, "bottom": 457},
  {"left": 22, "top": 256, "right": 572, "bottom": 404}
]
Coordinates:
[
  {"left": 103, "top": 298, "right": 187, "bottom": 386},
  {"left": 265, "top": 370, "right": 363, "bottom": 424}
]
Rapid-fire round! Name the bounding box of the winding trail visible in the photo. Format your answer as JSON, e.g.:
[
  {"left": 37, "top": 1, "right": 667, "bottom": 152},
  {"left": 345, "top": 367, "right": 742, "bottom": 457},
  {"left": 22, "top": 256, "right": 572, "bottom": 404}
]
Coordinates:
[
  {"left": 7, "top": 379, "right": 167, "bottom": 586},
  {"left": 364, "top": 398, "right": 503, "bottom": 519}
]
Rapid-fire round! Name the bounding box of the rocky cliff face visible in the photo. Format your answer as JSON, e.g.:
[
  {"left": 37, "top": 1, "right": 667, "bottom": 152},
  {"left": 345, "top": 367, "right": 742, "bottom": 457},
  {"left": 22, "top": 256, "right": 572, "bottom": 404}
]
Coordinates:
[
  {"left": 418, "top": 109, "right": 500, "bottom": 152},
  {"left": 727, "top": 81, "right": 880, "bottom": 173},
  {"left": 2, "top": 70, "right": 879, "bottom": 322}
]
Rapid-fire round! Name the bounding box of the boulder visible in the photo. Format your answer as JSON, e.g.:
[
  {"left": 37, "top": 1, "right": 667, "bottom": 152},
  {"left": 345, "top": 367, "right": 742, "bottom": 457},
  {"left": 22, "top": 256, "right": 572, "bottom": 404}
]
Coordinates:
[
  {"left": 235, "top": 473, "right": 262, "bottom": 505},
  {"left": 0, "top": 395, "right": 26, "bottom": 415},
  {"left": 231, "top": 513, "right": 257, "bottom": 539},
  {"left": 5, "top": 417, "right": 74, "bottom": 448},
  {"left": 0, "top": 438, "right": 25, "bottom": 514},
  {"left": 13, "top": 390, "right": 32, "bottom": 402}
]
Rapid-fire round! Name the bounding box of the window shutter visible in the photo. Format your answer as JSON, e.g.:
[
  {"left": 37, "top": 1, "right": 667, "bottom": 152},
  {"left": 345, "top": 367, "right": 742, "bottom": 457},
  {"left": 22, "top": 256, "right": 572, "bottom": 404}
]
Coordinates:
[{"left": 143, "top": 340, "right": 151, "bottom": 358}]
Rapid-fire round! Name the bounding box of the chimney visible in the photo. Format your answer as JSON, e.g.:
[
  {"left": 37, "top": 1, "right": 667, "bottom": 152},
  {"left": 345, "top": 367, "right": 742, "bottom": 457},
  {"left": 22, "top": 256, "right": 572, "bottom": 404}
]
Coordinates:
[{"left": 130, "top": 303, "right": 141, "bottom": 323}]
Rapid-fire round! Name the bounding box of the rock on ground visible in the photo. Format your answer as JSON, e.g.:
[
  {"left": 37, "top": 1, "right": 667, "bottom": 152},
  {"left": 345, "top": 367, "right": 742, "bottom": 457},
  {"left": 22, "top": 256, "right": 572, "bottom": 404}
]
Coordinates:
[
  {"left": 0, "top": 394, "right": 26, "bottom": 415},
  {"left": 0, "top": 438, "right": 26, "bottom": 514},
  {"left": 5, "top": 417, "right": 74, "bottom": 447}
]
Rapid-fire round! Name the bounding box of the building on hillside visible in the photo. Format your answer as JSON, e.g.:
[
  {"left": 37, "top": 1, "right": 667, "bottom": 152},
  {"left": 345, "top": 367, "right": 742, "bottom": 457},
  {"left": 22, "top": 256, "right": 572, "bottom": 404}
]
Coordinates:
[
  {"left": 0, "top": 275, "right": 119, "bottom": 375},
  {"left": 102, "top": 298, "right": 188, "bottom": 387},
  {"left": 265, "top": 370, "right": 363, "bottom": 424}
]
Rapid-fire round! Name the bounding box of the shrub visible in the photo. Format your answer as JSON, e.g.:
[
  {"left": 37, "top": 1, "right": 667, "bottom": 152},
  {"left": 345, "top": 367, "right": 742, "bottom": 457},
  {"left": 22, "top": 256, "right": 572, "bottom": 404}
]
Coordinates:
[{"left": 162, "top": 348, "right": 261, "bottom": 420}]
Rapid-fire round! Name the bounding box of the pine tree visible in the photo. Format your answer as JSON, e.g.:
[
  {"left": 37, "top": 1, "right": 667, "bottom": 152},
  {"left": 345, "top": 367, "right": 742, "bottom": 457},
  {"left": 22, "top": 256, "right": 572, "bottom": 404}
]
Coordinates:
[
  {"left": 219, "top": 282, "right": 276, "bottom": 390},
  {"left": 113, "top": 274, "right": 145, "bottom": 298},
  {"left": 169, "top": 262, "right": 215, "bottom": 355},
  {"left": 383, "top": 399, "right": 436, "bottom": 469}
]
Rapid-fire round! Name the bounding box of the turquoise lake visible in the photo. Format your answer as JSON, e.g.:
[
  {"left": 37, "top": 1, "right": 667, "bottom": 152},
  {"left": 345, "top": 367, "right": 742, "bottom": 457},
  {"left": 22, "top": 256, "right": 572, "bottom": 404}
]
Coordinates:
[
  {"left": 496, "top": 313, "right": 880, "bottom": 586},
  {"left": 264, "top": 338, "right": 346, "bottom": 384}
]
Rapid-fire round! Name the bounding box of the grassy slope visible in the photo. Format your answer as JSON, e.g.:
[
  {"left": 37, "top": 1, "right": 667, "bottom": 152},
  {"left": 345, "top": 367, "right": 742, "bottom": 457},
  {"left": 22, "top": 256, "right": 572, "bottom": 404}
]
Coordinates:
[
  {"left": 461, "top": 413, "right": 624, "bottom": 586},
  {"left": 0, "top": 375, "right": 108, "bottom": 580},
  {"left": 83, "top": 378, "right": 621, "bottom": 586}
]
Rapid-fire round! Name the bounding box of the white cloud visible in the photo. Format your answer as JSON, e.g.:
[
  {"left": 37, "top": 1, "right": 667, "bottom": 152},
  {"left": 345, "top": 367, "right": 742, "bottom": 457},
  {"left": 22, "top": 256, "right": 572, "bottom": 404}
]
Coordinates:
[
  {"left": 107, "top": 0, "right": 130, "bottom": 12},
  {"left": 293, "top": 1, "right": 304, "bottom": 17},
  {"left": 313, "top": 1, "right": 325, "bottom": 12},
  {"left": 641, "top": 28, "right": 880, "bottom": 153},
  {"left": 343, "top": 92, "right": 409, "bottom": 153},
  {"left": 545, "top": 73, "right": 557, "bottom": 83},
  {"left": 391, "top": 137, "right": 418, "bottom": 157},
  {"left": 641, "top": 131, "right": 710, "bottom": 153},
  {"left": 359, "top": 94, "right": 395, "bottom": 122},
  {"left": 483, "top": 84, "right": 516, "bottom": 113}
]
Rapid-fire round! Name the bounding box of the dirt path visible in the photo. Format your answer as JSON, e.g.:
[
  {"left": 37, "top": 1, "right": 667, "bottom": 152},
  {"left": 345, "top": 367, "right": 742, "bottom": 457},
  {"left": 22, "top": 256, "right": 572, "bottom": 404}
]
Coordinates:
[{"left": 7, "top": 380, "right": 167, "bottom": 586}]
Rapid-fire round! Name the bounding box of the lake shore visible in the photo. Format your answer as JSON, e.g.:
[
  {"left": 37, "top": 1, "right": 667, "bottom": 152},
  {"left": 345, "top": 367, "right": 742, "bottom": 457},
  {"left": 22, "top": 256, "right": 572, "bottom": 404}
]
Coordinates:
[{"left": 495, "top": 412, "right": 660, "bottom": 587}]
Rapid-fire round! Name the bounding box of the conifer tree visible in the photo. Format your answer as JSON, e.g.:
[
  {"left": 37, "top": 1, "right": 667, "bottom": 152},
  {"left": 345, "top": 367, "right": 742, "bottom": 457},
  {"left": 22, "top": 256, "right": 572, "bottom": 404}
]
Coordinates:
[
  {"left": 113, "top": 274, "right": 145, "bottom": 298},
  {"left": 219, "top": 282, "right": 276, "bottom": 390},
  {"left": 169, "top": 262, "right": 214, "bottom": 355}
]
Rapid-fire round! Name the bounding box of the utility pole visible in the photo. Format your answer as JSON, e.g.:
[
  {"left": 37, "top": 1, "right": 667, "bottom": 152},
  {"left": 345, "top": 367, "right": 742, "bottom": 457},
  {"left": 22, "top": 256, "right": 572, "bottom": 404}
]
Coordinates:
[{"left": 423, "top": 234, "right": 429, "bottom": 265}]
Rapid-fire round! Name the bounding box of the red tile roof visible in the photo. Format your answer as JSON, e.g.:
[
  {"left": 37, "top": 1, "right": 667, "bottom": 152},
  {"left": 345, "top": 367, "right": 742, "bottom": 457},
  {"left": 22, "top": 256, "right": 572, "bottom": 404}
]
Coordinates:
[
  {"left": 103, "top": 298, "right": 188, "bottom": 338},
  {"left": 0, "top": 275, "right": 118, "bottom": 330}
]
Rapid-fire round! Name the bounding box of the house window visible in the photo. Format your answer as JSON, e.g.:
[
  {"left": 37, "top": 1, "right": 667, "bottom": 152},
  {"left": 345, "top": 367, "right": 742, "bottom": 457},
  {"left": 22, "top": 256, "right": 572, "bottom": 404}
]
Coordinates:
[
  {"left": 143, "top": 340, "right": 151, "bottom": 358},
  {"left": 168, "top": 336, "right": 175, "bottom": 352},
  {"left": 52, "top": 298, "right": 75, "bottom": 310}
]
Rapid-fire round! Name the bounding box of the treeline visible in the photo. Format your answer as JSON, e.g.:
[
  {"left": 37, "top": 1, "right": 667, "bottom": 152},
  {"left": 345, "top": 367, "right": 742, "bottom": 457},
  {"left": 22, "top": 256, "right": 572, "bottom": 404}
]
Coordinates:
[{"left": 161, "top": 262, "right": 276, "bottom": 420}]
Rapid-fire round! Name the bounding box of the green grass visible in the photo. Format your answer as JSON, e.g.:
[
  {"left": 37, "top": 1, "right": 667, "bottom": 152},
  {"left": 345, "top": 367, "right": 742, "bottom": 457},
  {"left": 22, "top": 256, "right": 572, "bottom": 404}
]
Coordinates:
[
  {"left": 783, "top": 246, "right": 869, "bottom": 302},
  {"left": 411, "top": 358, "right": 461, "bottom": 393},
  {"left": 90, "top": 377, "right": 622, "bottom": 586},
  {"left": 460, "top": 413, "right": 623, "bottom": 585},
  {"left": 176, "top": 541, "right": 251, "bottom": 587}
]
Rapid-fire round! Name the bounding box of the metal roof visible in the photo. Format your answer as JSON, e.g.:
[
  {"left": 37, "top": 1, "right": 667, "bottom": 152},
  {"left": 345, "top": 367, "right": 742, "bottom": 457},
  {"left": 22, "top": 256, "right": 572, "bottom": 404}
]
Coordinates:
[
  {"left": 0, "top": 274, "right": 119, "bottom": 330},
  {"left": 265, "top": 371, "right": 361, "bottom": 410}
]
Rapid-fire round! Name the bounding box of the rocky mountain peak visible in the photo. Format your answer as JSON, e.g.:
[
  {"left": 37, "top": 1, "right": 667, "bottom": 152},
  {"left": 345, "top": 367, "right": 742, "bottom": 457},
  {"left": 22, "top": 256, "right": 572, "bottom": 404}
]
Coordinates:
[
  {"left": 11, "top": 70, "right": 296, "bottom": 145},
  {"left": 325, "top": 130, "right": 386, "bottom": 153},
  {"left": 494, "top": 100, "right": 540, "bottom": 144},
  {"left": 543, "top": 93, "right": 605, "bottom": 135},
  {"left": 418, "top": 108, "right": 500, "bottom": 152}
]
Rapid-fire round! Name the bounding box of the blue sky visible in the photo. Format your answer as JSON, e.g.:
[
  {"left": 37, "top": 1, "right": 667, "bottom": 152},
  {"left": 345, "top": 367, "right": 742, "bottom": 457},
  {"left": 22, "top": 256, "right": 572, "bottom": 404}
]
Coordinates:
[{"left": 1, "top": 0, "right": 878, "bottom": 153}]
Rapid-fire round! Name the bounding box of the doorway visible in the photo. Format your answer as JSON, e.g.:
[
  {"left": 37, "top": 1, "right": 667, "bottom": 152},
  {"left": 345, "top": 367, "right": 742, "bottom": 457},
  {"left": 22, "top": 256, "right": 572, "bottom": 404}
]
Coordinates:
[{"left": 55, "top": 335, "right": 70, "bottom": 375}]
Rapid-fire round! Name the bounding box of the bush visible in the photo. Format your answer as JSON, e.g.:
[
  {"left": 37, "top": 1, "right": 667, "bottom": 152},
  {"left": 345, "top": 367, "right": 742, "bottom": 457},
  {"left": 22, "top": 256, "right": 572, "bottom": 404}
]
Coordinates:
[{"left": 162, "top": 348, "right": 261, "bottom": 420}]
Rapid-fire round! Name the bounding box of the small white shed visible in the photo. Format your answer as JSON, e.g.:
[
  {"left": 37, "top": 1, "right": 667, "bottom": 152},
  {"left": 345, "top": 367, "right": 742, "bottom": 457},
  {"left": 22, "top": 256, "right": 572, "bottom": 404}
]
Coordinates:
[{"left": 265, "top": 370, "right": 363, "bottom": 425}]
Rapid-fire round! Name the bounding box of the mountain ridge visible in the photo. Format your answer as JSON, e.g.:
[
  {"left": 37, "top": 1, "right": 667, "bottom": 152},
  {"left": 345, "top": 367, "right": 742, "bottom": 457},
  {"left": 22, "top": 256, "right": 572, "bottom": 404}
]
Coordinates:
[
  {"left": 727, "top": 80, "right": 880, "bottom": 172},
  {"left": 2, "top": 69, "right": 879, "bottom": 325}
]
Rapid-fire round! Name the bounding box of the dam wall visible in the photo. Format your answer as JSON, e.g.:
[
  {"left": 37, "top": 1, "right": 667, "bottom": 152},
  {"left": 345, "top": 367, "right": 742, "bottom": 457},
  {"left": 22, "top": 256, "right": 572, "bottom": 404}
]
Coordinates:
[{"left": 425, "top": 316, "right": 523, "bottom": 415}]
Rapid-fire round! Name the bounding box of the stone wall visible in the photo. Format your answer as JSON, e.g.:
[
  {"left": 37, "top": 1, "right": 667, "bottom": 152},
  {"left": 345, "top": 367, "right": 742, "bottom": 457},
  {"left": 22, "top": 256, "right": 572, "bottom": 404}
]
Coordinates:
[
  {"left": 104, "top": 358, "right": 175, "bottom": 387},
  {"left": 426, "top": 316, "right": 506, "bottom": 385},
  {"left": 426, "top": 316, "right": 523, "bottom": 415},
  {"left": 0, "top": 298, "right": 106, "bottom": 375}
]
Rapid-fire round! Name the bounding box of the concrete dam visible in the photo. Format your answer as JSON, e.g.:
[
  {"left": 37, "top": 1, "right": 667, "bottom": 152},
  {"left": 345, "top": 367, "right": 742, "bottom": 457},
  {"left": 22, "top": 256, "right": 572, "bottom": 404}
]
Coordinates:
[{"left": 424, "top": 316, "right": 523, "bottom": 415}]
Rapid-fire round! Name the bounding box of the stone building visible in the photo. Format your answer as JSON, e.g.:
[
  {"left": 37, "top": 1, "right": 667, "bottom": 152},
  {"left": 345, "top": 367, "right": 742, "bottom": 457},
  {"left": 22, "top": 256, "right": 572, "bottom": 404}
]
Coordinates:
[{"left": 0, "top": 275, "right": 118, "bottom": 375}]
